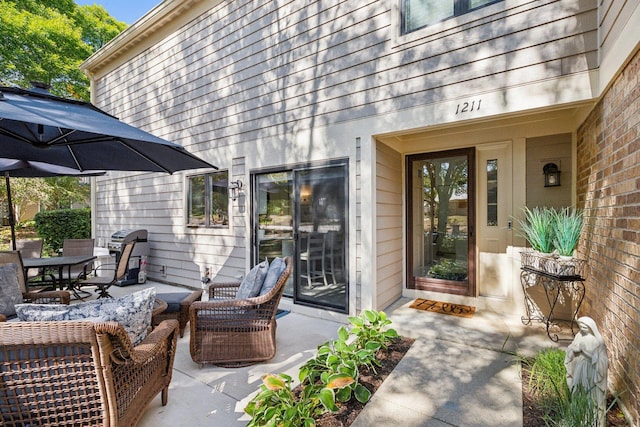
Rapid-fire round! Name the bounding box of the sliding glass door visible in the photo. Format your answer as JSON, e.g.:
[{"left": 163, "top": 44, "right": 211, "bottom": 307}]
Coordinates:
[{"left": 253, "top": 162, "right": 348, "bottom": 312}]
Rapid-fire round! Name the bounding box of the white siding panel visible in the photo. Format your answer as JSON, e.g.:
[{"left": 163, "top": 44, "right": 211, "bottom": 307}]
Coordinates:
[
  {"left": 89, "top": 0, "right": 598, "bottom": 294},
  {"left": 376, "top": 143, "right": 403, "bottom": 310}
]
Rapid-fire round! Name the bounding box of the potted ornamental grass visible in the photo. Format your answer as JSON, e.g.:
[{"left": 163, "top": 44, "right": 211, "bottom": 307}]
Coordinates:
[
  {"left": 518, "top": 206, "right": 556, "bottom": 254},
  {"left": 551, "top": 207, "right": 584, "bottom": 275},
  {"left": 518, "top": 207, "right": 555, "bottom": 270},
  {"left": 552, "top": 207, "right": 583, "bottom": 259}
]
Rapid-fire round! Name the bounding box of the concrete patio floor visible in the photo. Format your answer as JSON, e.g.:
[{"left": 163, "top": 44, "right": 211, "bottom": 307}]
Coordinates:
[{"left": 106, "top": 280, "right": 561, "bottom": 426}]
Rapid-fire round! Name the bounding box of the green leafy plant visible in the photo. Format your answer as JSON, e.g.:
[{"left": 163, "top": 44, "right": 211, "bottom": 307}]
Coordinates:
[
  {"left": 428, "top": 259, "right": 467, "bottom": 281},
  {"left": 552, "top": 207, "right": 583, "bottom": 257},
  {"left": 246, "top": 310, "right": 399, "bottom": 426},
  {"left": 545, "top": 385, "right": 598, "bottom": 427},
  {"left": 525, "top": 348, "right": 569, "bottom": 405},
  {"left": 515, "top": 347, "right": 624, "bottom": 426},
  {"left": 245, "top": 373, "right": 323, "bottom": 427},
  {"left": 348, "top": 310, "right": 399, "bottom": 351},
  {"left": 517, "top": 207, "right": 556, "bottom": 254}
]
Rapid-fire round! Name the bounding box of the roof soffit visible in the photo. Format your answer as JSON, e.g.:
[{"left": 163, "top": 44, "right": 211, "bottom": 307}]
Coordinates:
[{"left": 81, "top": 0, "right": 222, "bottom": 79}]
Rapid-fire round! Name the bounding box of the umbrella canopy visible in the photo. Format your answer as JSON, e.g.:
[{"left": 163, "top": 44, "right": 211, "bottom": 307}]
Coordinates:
[
  {"left": 0, "top": 158, "right": 106, "bottom": 250},
  {"left": 0, "top": 86, "right": 216, "bottom": 173}
]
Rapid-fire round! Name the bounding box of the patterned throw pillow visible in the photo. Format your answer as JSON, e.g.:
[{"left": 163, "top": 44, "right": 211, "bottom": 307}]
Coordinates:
[
  {"left": 0, "top": 263, "right": 23, "bottom": 317},
  {"left": 236, "top": 260, "right": 269, "bottom": 300},
  {"left": 259, "top": 257, "right": 287, "bottom": 296},
  {"left": 16, "top": 287, "right": 156, "bottom": 345}
]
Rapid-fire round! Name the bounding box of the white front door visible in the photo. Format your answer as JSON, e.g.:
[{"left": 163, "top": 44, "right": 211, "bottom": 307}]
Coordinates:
[{"left": 476, "top": 142, "right": 513, "bottom": 300}]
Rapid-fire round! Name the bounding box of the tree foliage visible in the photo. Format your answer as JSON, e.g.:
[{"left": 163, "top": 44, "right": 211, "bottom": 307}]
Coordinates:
[
  {"left": 0, "top": 176, "right": 93, "bottom": 223},
  {"left": 0, "top": 0, "right": 126, "bottom": 100},
  {"left": 0, "top": 1, "right": 124, "bottom": 223}
]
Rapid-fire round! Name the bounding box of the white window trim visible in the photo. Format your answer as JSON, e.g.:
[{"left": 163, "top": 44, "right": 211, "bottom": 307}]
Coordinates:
[{"left": 390, "top": 0, "right": 526, "bottom": 49}]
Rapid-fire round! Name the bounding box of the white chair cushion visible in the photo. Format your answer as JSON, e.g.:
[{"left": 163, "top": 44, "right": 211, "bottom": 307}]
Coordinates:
[
  {"left": 15, "top": 287, "right": 156, "bottom": 345},
  {"left": 0, "top": 263, "right": 23, "bottom": 317}
]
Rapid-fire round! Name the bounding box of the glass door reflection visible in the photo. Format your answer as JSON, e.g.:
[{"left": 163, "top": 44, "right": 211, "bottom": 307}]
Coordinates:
[
  {"left": 295, "top": 164, "right": 347, "bottom": 311},
  {"left": 255, "top": 172, "right": 294, "bottom": 295}
]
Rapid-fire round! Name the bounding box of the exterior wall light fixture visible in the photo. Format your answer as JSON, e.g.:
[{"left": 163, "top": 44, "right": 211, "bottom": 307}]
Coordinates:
[
  {"left": 543, "top": 163, "right": 561, "bottom": 187},
  {"left": 228, "top": 179, "right": 243, "bottom": 201}
]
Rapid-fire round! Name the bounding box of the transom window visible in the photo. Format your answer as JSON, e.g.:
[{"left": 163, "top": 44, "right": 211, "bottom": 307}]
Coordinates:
[
  {"left": 402, "top": 0, "right": 502, "bottom": 34},
  {"left": 187, "top": 171, "right": 229, "bottom": 227}
]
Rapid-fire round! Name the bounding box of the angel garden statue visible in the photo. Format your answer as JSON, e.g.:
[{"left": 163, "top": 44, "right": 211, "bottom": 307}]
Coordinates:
[{"left": 564, "top": 316, "right": 609, "bottom": 426}]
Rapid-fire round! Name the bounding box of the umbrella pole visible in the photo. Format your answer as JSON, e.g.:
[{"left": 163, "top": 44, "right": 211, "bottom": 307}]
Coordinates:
[{"left": 5, "top": 173, "right": 16, "bottom": 250}]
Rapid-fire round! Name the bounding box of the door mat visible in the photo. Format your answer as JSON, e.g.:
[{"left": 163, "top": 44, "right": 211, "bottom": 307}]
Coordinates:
[
  {"left": 275, "top": 309, "right": 290, "bottom": 319},
  {"left": 409, "top": 299, "right": 475, "bottom": 318}
]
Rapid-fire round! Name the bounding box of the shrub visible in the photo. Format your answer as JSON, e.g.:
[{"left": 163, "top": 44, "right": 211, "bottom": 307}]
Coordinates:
[{"left": 34, "top": 208, "right": 91, "bottom": 253}]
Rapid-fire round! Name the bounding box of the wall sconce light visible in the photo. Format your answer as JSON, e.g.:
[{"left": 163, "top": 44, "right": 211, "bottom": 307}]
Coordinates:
[
  {"left": 543, "top": 163, "right": 561, "bottom": 187},
  {"left": 228, "top": 179, "right": 243, "bottom": 201}
]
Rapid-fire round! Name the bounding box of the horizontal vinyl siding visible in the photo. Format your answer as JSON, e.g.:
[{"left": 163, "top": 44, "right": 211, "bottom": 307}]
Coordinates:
[
  {"left": 90, "top": 0, "right": 597, "bottom": 289},
  {"left": 95, "top": 0, "right": 597, "bottom": 147},
  {"left": 599, "top": 0, "right": 636, "bottom": 55},
  {"left": 376, "top": 143, "right": 403, "bottom": 311}
]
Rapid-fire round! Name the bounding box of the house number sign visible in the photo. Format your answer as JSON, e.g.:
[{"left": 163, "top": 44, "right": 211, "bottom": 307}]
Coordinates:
[{"left": 456, "top": 99, "right": 482, "bottom": 115}]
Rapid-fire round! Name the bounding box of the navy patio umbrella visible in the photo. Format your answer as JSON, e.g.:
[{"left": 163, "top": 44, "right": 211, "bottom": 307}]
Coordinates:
[
  {"left": 0, "top": 86, "right": 216, "bottom": 173},
  {"left": 0, "top": 158, "right": 106, "bottom": 250}
]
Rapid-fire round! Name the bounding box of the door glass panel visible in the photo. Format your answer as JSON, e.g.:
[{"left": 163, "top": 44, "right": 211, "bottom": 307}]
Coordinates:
[
  {"left": 295, "top": 165, "right": 347, "bottom": 311},
  {"left": 409, "top": 151, "right": 472, "bottom": 293},
  {"left": 255, "top": 172, "right": 294, "bottom": 295},
  {"left": 254, "top": 164, "right": 348, "bottom": 311},
  {"left": 487, "top": 159, "right": 498, "bottom": 226}
]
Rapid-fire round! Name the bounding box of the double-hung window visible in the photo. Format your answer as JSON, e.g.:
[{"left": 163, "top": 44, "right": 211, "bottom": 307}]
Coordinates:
[
  {"left": 187, "top": 171, "right": 229, "bottom": 227},
  {"left": 402, "top": 0, "right": 502, "bottom": 34}
]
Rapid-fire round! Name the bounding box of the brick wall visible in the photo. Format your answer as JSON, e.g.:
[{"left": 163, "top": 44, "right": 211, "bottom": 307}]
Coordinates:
[{"left": 576, "top": 48, "right": 640, "bottom": 424}]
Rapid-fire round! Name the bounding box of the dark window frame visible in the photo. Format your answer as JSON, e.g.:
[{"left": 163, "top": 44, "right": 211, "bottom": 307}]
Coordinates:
[{"left": 187, "top": 170, "right": 229, "bottom": 228}]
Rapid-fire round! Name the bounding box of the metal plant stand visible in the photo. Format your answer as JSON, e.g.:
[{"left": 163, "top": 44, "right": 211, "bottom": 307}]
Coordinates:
[{"left": 520, "top": 252, "right": 586, "bottom": 342}]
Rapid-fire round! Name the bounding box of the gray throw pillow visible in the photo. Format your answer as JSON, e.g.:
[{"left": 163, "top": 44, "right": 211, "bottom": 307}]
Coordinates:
[
  {"left": 236, "top": 260, "right": 269, "bottom": 300},
  {"left": 259, "top": 257, "right": 287, "bottom": 296},
  {"left": 0, "top": 263, "right": 23, "bottom": 317}
]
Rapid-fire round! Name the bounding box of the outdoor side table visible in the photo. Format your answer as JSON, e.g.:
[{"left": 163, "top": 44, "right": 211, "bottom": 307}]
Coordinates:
[
  {"left": 153, "top": 290, "right": 203, "bottom": 337},
  {"left": 520, "top": 265, "right": 586, "bottom": 342}
]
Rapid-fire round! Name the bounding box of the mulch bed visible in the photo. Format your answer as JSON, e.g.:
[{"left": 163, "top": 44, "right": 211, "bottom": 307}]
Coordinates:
[
  {"left": 521, "top": 368, "right": 629, "bottom": 426},
  {"left": 307, "top": 335, "right": 628, "bottom": 426},
  {"left": 313, "top": 336, "right": 415, "bottom": 427}
]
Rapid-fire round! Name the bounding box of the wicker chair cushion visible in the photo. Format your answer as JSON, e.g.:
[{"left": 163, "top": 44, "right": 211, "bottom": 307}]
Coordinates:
[
  {"left": 259, "top": 257, "right": 287, "bottom": 296},
  {"left": 236, "top": 260, "right": 269, "bottom": 299},
  {"left": 15, "top": 288, "right": 156, "bottom": 345},
  {"left": 0, "top": 263, "right": 23, "bottom": 317}
]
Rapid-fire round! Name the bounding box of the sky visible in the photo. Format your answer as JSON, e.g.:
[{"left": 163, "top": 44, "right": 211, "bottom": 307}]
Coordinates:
[{"left": 74, "top": 0, "right": 162, "bottom": 25}]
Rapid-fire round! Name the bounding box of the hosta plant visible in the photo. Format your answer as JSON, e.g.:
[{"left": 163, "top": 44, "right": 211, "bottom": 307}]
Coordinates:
[{"left": 245, "top": 310, "right": 399, "bottom": 426}]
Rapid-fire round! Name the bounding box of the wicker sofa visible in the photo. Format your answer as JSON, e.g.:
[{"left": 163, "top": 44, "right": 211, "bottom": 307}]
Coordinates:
[
  {"left": 189, "top": 257, "right": 292, "bottom": 366},
  {"left": 0, "top": 318, "right": 179, "bottom": 426}
]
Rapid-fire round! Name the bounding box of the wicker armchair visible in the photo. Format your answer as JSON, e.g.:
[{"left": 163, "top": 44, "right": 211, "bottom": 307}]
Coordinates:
[
  {"left": 189, "top": 257, "right": 292, "bottom": 366},
  {"left": 0, "top": 318, "right": 179, "bottom": 427}
]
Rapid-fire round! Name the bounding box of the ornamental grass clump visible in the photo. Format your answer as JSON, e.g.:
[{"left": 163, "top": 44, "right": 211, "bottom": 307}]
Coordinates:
[
  {"left": 245, "top": 310, "right": 399, "bottom": 427},
  {"left": 518, "top": 206, "right": 556, "bottom": 254},
  {"left": 552, "top": 207, "right": 583, "bottom": 257}
]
